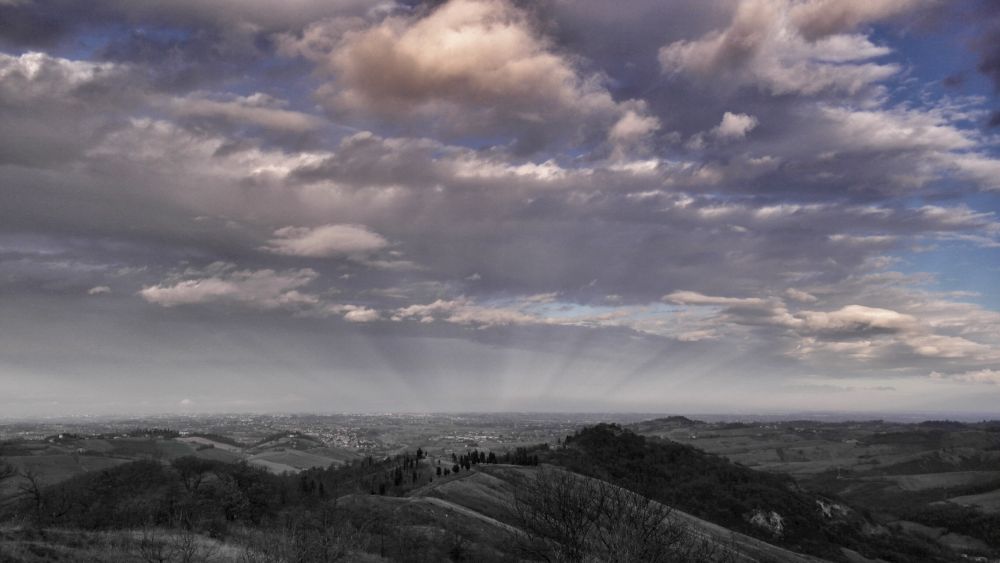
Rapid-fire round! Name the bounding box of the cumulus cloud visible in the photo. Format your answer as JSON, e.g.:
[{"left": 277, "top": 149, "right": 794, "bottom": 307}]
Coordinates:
[
  {"left": 0, "top": 51, "right": 124, "bottom": 103},
  {"left": 322, "top": 303, "right": 381, "bottom": 322},
  {"left": 658, "top": 0, "right": 905, "bottom": 95},
  {"left": 280, "top": 0, "right": 657, "bottom": 151},
  {"left": 262, "top": 224, "right": 389, "bottom": 258},
  {"left": 342, "top": 306, "right": 380, "bottom": 323},
  {"left": 0, "top": 51, "right": 137, "bottom": 166},
  {"left": 713, "top": 111, "right": 758, "bottom": 139},
  {"left": 87, "top": 285, "right": 111, "bottom": 295},
  {"left": 139, "top": 266, "right": 320, "bottom": 310}
]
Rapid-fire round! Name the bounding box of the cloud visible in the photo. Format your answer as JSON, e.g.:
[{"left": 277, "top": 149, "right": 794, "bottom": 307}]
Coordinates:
[
  {"left": 87, "top": 285, "right": 111, "bottom": 295},
  {"left": 165, "top": 92, "right": 325, "bottom": 133},
  {"left": 0, "top": 51, "right": 137, "bottom": 166},
  {"left": 0, "top": 51, "right": 124, "bottom": 103},
  {"left": 931, "top": 369, "right": 1000, "bottom": 385},
  {"left": 322, "top": 303, "right": 381, "bottom": 322},
  {"left": 0, "top": 0, "right": 377, "bottom": 48},
  {"left": 788, "top": 0, "right": 932, "bottom": 41},
  {"left": 608, "top": 104, "right": 661, "bottom": 156},
  {"left": 668, "top": 287, "right": 998, "bottom": 366},
  {"left": 713, "top": 111, "right": 758, "bottom": 139},
  {"left": 262, "top": 224, "right": 389, "bottom": 258},
  {"left": 785, "top": 288, "right": 818, "bottom": 303},
  {"left": 664, "top": 290, "right": 769, "bottom": 308},
  {"left": 658, "top": 0, "right": 903, "bottom": 96},
  {"left": 342, "top": 306, "right": 379, "bottom": 323},
  {"left": 281, "top": 0, "right": 657, "bottom": 151},
  {"left": 797, "top": 305, "right": 917, "bottom": 334},
  {"left": 818, "top": 105, "right": 972, "bottom": 152},
  {"left": 393, "top": 298, "right": 539, "bottom": 327},
  {"left": 139, "top": 266, "right": 320, "bottom": 310}
]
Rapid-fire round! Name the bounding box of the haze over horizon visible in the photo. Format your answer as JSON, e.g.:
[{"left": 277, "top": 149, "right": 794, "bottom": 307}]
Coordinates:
[{"left": 2, "top": 0, "right": 1000, "bottom": 417}]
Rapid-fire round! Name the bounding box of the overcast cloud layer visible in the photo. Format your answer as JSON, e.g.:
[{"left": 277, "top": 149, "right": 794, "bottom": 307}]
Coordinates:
[{"left": 1, "top": 0, "right": 999, "bottom": 417}]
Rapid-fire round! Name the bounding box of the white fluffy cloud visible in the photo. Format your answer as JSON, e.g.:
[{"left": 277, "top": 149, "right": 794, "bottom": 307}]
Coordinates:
[
  {"left": 713, "top": 112, "right": 758, "bottom": 139},
  {"left": 342, "top": 306, "right": 380, "bottom": 323},
  {"left": 262, "top": 224, "right": 389, "bottom": 258},
  {"left": 0, "top": 51, "right": 124, "bottom": 104},
  {"left": 281, "top": 0, "right": 657, "bottom": 149},
  {"left": 139, "top": 265, "right": 320, "bottom": 310},
  {"left": 322, "top": 303, "right": 381, "bottom": 322},
  {"left": 139, "top": 263, "right": 389, "bottom": 324}
]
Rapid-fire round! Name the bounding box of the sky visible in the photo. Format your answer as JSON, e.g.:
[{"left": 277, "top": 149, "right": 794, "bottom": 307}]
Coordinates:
[{"left": 1, "top": 0, "right": 1000, "bottom": 417}]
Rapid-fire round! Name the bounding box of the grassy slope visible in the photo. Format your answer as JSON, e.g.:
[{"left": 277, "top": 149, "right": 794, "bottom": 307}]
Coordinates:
[{"left": 408, "top": 464, "right": 828, "bottom": 563}]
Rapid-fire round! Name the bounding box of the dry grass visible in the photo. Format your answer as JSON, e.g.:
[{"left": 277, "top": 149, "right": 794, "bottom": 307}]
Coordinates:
[{"left": 0, "top": 525, "right": 240, "bottom": 562}]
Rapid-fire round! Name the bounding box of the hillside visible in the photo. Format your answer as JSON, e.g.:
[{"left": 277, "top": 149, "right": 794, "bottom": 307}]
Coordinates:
[
  {"left": 628, "top": 417, "right": 1000, "bottom": 557},
  {"left": 0, "top": 459, "right": 823, "bottom": 562},
  {"left": 412, "top": 465, "right": 829, "bottom": 562},
  {"left": 550, "top": 424, "right": 959, "bottom": 562}
]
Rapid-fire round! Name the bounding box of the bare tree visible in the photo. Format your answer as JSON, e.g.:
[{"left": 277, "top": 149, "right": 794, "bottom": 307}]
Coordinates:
[
  {"left": 137, "top": 526, "right": 220, "bottom": 563},
  {"left": 0, "top": 459, "right": 16, "bottom": 483},
  {"left": 12, "top": 467, "right": 74, "bottom": 528},
  {"left": 237, "top": 502, "right": 367, "bottom": 563},
  {"left": 510, "top": 467, "right": 737, "bottom": 563},
  {"left": 137, "top": 528, "right": 172, "bottom": 563},
  {"left": 17, "top": 467, "right": 46, "bottom": 526}
]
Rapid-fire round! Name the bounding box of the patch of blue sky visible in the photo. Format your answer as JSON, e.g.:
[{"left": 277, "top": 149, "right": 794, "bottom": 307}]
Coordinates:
[
  {"left": 877, "top": 25, "right": 1000, "bottom": 162},
  {"left": 522, "top": 300, "right": 709, "bottom": 321},
  {"left": 894, "top": 240, "right": 1000, "bottom": 309}
]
